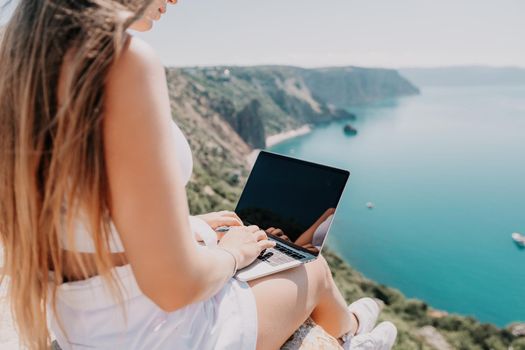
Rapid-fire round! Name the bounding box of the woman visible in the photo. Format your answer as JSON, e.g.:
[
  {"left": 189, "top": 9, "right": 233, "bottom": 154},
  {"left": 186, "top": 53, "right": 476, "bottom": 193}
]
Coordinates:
[{"left": 0, "top": 1, "right": 397, "bottom": 349}]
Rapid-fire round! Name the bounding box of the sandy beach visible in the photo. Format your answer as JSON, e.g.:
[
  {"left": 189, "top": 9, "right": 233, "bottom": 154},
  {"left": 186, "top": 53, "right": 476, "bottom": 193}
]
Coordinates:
[
  {"left": 266, "top": 125, "right": 312, "bottom": 148},
  {"left": 247, "top": 125, "right": 312, "bottom": 166}
]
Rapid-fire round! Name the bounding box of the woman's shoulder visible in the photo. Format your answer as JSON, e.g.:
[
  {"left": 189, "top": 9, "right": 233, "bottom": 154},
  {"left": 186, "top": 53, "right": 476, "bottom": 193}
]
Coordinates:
[
  {"left": 107, "top": 34, "right": 164, "bottom": 87},
  {"left": 104, "top": 34, "right": 170, "bottom": 128},
  {"left": 59, "top": 35, "right": 164, "bottom": 108}
]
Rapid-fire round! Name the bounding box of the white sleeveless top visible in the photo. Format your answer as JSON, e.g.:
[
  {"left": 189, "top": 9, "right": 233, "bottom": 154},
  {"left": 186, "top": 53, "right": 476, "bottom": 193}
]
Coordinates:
[
  {"left": 60, "top": 120, "right": 217, "bottom": 252},
  {"left": 50, "top": 120, "right": 258, "bottom": 350}
]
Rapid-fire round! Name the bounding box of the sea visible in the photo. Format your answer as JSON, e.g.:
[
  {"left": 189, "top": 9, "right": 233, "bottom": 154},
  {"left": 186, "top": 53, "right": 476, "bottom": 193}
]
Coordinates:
[{"left": 269, "top": 85, "right": 525, "bottom": 327}]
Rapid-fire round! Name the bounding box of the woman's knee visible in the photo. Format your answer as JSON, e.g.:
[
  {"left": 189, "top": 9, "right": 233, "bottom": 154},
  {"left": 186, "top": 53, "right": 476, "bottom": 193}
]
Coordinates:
[
  {"left": 307, "top": 255, "right": 333, "bottom": 296},
  {"left": 316, "top": 254, "right": 331, "bottom": 273},
  {"left": 248, "top": 254, "right": 333, "bottom": 304}
]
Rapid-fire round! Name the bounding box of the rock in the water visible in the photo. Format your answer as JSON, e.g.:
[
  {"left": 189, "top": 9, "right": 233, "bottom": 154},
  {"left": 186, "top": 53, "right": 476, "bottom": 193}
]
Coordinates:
[{"left": 343, "top": 124, "right": 358, "bottom": 135}]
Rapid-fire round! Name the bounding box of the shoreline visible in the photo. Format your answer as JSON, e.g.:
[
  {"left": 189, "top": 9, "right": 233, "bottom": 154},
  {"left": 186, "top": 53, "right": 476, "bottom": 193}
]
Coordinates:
[
  {"left": 266, "top": 125, "right": 312, "bottom": 148},
  {"left": 247, "top": 125, "right": 312, "bottom": 166}
]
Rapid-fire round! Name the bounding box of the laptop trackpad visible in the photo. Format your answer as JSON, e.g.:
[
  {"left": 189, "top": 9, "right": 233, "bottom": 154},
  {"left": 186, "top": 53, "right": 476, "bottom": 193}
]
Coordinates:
[{"left": 234, "top": 258, "right": 302, "bottom": 282}]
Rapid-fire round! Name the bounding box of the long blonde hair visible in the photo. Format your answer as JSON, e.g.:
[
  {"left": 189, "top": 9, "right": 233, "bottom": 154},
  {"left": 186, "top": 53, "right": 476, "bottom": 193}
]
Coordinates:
[{"left": 0, "top": 1, "right": 153, "bottom": 348}]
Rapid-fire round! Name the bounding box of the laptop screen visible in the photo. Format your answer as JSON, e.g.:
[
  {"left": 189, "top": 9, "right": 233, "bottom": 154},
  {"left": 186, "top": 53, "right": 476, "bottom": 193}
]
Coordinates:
[{"left": 235, "top": 151, "right": 350, "bottom": 256}]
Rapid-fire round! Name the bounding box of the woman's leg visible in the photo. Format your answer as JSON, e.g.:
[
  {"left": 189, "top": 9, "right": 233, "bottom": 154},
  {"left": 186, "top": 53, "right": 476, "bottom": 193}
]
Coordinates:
[{"left": 248, "top": 255, "right": 358, "bottom": 350}]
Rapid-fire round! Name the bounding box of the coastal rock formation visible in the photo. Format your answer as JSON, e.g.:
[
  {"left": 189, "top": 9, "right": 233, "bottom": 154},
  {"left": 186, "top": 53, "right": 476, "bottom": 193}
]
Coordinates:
[
  {"left": 168, "top": 65, "right": 417, "bottom": 144},
  {"left": 343, "top": 124, "right": 358, "bottom": 135},
  {"left": 300, "top": 67, "right": 420, "bottom": 107},
  {"left": 165, "top": 69, "right": 252, "bottom": 214},
  {"left": 162, "top": 65, "right": 418, "bottom": 212},
  {"left": 234, "top": 100, "right": 266, "bottom": 149}
]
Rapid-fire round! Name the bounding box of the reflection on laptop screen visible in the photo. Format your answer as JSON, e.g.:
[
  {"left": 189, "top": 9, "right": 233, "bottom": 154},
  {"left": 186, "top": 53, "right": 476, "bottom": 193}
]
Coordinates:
[{"left": 235, "top": 151, "right": 349, "bottom": 256}]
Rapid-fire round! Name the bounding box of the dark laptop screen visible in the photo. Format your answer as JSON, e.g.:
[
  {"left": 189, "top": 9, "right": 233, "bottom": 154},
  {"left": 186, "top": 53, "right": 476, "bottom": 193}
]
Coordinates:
[{"left": 235, "top": 151, "right": 349, "bottom": 256}]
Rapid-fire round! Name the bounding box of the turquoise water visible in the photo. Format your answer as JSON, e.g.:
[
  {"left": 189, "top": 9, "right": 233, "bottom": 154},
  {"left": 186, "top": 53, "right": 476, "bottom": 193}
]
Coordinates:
[{"left": 270, "top": 85, "right": 525, "bottom": 327}]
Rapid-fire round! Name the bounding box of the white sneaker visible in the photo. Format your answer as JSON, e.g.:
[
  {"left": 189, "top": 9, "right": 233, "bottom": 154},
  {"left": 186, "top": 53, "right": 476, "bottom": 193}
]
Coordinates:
[
  {"left": 347, "top": 297, "right": 381, "bottom": 335},
  {"left": 346, "top": 321, "right": 398, "bottom": 350}
]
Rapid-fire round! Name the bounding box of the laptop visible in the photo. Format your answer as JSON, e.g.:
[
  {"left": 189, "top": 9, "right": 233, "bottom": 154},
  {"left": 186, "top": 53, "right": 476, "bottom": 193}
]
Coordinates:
[{"left": 231, "top": 151, "right": 350, "bottom": 282}]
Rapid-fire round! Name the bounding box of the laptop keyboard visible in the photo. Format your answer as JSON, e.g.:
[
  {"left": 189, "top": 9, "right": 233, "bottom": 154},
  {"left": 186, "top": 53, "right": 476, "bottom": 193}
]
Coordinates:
[{"left": 257, "top": 243, "right": 306, "bottom": 266}]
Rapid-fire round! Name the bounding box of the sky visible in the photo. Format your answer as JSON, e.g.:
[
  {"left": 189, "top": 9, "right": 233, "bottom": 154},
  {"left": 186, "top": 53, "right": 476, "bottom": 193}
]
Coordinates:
[
  {"left": 136, "top": 0, "right": 525, "bottom": 68},
  {"left": 135, "top": 0, "right": 525, "bottom": 69},
  {"left": 1, "top": 0, "right": 523, "bottom": 69}
]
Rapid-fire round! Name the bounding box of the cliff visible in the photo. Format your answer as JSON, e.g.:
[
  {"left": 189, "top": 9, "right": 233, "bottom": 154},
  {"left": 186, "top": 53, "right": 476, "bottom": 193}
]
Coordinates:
[
  {"left": 167, "top": 65, "right": 524, "bottom": 349},
  {"left": 300, "top": 66, "right": 420, "bottom": 107},
  {"left": 164, "top": 65, "right": 418, "bottom": 213},
  {"left": 167, "top": 65, "right": 418, "bottom": 149}
]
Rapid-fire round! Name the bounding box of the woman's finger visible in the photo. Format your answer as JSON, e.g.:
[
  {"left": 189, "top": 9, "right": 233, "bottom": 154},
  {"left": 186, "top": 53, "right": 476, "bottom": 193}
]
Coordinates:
[
  {"left": 217, "top": 217, "right": 243, "bottom": 227},
  {"left": 219, "top": 211, "right": 243, "bottom": 222},
  {"left": 253, "top": 230, "right": 268, "bottom": 242},
  {"left": 257, "top": 239, "right": 276, "bottom": 250},
  {"left": 245, "top": 225, "right": 260, "bottom": 232},
  {"left": 272, "top": 228, "right": 284, "bottom": 236}
]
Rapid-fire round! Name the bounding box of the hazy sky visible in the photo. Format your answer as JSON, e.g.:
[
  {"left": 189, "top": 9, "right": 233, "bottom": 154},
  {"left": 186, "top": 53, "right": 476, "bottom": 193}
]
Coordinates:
[
  {"left": 1, "top": 0, "right": 523, "bottom": 68},
  {"left": 136, "top": 0, "right": 525, "bottom": 68}
]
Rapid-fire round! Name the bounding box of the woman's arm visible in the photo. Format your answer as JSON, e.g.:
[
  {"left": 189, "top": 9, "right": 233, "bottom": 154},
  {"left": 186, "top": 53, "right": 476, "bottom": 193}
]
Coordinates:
[
  {"left": 294, "top": 208, "right": 336, "bottom": 247},
  {"left": 104, "top": 36, "right": 237, "bottom": 312}
]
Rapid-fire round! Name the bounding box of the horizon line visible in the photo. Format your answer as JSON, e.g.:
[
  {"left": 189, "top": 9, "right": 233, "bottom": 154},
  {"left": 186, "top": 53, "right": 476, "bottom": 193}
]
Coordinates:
[{"left": 164, "top": 63, "right": 525, "bottom": 71}]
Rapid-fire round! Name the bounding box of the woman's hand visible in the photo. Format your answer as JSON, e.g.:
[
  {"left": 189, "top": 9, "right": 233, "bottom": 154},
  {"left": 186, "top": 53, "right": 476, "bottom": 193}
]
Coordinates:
[
  {"left": 196, "top": 211, "right": 243, "bottom": 230},
  {"left": 218, "top": 225, "right": 276, "bottom": 270},
  {"left": 266, "top": 227, "right": 291, "bottom": 242}
]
